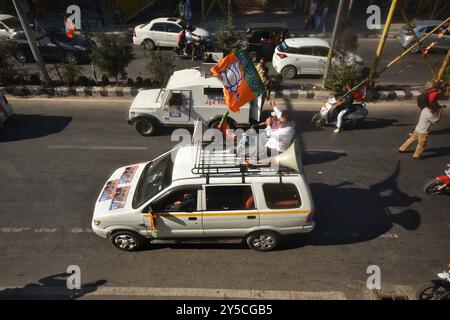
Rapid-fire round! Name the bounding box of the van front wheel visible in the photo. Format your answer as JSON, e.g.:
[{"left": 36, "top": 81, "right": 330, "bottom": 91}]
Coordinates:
[
  {"left": 110, "top": 231, "right": 144, "bottom": 252},
  {"left": 246, "top": 231, "right": 279, "bottom": 251},
  {"left": 135, "top": 118, "right": 158, "bottom": 136}
]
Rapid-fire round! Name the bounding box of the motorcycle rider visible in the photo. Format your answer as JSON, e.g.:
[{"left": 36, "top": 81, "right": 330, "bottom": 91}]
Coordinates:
[{"left": 333, "top": 82, "right": 354, "bottom": 133}]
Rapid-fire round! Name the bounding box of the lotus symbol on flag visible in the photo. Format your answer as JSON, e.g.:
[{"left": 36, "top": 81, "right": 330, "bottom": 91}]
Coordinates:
[{"left": 219, "top": 62, "right": 242, "bottom": 99}]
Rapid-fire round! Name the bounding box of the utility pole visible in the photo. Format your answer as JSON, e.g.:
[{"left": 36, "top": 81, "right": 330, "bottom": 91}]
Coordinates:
[
  {"left": 368, "top": 0, "right": 398, "bottom": 86},
  {"left": 12, "top": 0, "right": 51, "bottom": 86},
  {"left": 322, "top": 0, "right": 345, "bottom": 88}
]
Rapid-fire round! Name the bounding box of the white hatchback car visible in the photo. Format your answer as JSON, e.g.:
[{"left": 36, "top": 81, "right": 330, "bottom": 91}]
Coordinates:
[
  {"left": 272, "top": 38, "right": 363, "bottom": 79},
  {"left": 132, "top": 17, "right": 210, "bottom": 50},
  {"left": 0, "top": 14, "right": 23, "bottom": 39}
]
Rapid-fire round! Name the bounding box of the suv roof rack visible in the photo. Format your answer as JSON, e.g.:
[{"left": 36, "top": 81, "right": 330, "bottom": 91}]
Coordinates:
[{"left": 190, "top": 140, "right": 295, "bottom": 184}]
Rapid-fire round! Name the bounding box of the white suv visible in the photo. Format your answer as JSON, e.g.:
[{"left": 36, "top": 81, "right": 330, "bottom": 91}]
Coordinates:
[
  {"left": 132, "top": 17, "right": 210, "bottom": 50},
  {"left": 92, "top": 139, "right": 315, "bottom": 252},
  {"left": 272, "top": 38, "right": 363, "bottom": 79}
]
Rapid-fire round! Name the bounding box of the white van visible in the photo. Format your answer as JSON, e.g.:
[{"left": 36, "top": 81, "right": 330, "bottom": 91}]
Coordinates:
[
  {"left": 91, "top": 138, "right": 315, "bottom": 252},
  {"left": 127, "top": 68, "right": 262, "bottom": 136}
]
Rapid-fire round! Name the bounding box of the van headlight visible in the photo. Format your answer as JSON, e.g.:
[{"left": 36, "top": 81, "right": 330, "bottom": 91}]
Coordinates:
[{"left": 93, "top": 219, "right": 101, "bottom": 226}]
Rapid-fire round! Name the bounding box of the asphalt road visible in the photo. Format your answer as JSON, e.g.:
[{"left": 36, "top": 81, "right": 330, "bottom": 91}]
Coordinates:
[
  {"left": 0, "top": 97, "right": 449, "bottom": 300},
  {"left": 20, "top": 38, "right": 447, "bottom": 87}
]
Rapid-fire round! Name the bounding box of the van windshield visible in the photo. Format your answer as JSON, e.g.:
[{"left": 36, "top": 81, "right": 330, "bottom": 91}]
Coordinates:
[{"left": 133, "top": 153, "right": 173, "bottom": 209}]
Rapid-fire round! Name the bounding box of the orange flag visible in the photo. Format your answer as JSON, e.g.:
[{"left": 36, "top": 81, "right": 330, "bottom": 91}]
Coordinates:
[{"left": 210, "top": 49, "right": 264, "bottom": 113}]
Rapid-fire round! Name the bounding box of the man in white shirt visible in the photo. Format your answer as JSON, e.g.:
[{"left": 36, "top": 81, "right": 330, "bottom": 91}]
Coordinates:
[
  {"left": 264, "top": 109, "right": 295, "bottom": 156},
  {"left": 399, "top": 104, "right": 445, "bottom": 159}
]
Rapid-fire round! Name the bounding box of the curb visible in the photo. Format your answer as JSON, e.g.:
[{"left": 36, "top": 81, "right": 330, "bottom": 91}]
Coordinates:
[{"left": 4, "top": 85, "right": 448, "bottom": 102}]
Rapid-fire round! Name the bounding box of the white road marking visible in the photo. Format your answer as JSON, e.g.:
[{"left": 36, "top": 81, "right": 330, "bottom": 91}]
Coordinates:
[
  {"left": 47, "top": 145, "right": 148, "bottom": 150},
  {"left": 0, "top": 286, "right": 347, "bottom": 300}
]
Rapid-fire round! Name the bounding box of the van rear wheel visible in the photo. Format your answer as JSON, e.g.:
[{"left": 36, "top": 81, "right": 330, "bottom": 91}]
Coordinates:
[
  {"left": 135, "top": 118, "right": 158, "bottom": 136},
  {"left": 110, "top": 231, "right": 144, "bottom": 252},
  {"left": 246, "top": 231, "right": 279, "bottom": 251}
]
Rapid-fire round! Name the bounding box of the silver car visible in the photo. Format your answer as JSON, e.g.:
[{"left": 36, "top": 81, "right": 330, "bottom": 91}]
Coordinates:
[{"left": 398, "top": 20, "right": 450, "bottom": 53}]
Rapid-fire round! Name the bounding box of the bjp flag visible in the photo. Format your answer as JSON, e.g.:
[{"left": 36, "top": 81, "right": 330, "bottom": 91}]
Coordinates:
[{"left": 210, "top": 49, "right": 264, "bottom": 113}]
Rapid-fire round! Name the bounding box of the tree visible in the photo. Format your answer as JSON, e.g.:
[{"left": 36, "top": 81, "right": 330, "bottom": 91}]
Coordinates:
[
  {"left": 324, "top": 56, "right": 363, "bottom": 93},
  {"left": 0, "top": 37, "right": 19, "bottom": 86},
  {"left": 215, "top": 15, "right": 245, "bottom": 55},
  {"left": 335, "top": 28, "right": 359, "bottom": 55},
  {"left": 90, "top": 34, "right": 134, "bottom": 86},
  {"left": 145, "top": 49, "right": 176, "bottom": 87}
]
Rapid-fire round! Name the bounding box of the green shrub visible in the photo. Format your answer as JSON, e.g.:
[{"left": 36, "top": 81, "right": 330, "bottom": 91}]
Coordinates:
[
  {"left": 324, "top": 56, "right": 363, "bottom": 93},
  {"left": 145, "top": 49, "right": 176, "bottom": 87},
  {"left": 54, "top": 63, "right": 83, "bottom": 86},
  {"left": 90, "top": 34, "right": 134, "bottom": 86}
]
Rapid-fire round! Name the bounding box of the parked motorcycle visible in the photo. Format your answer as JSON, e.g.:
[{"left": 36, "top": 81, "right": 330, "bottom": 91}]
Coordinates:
[
  {"left": 423, "top": 164, "right": 450, "bottom": 195},
  {"left": 417, "top": 265, "right": 450, "bottom": 300},
  {"left": 311, "top": 96, "right": 368, "bottom": 129}
]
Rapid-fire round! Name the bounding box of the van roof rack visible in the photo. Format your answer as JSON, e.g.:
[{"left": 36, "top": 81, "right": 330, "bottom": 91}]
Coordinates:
[{"left": 190, "top": 141, "right": 295, "bottom": 184}]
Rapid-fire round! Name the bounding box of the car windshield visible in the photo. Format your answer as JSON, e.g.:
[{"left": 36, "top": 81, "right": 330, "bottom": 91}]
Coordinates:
[
  {"left": 156, "top": 88, "right": 166, "bottom": 103},
  {"left": 133, "top": 153, "right": 173, "bottom": 209},
  {"left": 277, "top": 41, "right": 289, "bottom": 52},
  {"left": 4, "top": 17, "right": 22, "bottom": 30},
  {"left": 178, "top": 20, "right": 196, "bottom": 32}
]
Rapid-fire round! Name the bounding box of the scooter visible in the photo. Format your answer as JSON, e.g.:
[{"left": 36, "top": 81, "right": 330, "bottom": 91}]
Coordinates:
[
  {"left": 311, "top": 96, "right": 368, "bottom": 129},
  {"left": 423, "top": 164, "right": 450, "bottom": 195},
  {"left": 417, "top": 265, "right": 450, "bottom": 300}
]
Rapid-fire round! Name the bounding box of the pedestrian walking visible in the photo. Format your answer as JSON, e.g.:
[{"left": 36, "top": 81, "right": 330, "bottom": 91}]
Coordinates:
[
  {"left": 185, "top": 26, "right": 194, "bottom": 59},
  {"left": 314, "top": 2, "right": 323, "bottom": 32},
  {"left": 399, "top": 86, "right": 446, "bottom": 159},
  {"left": 256, "top": 58, "right": 272, "bottom": 105},
  {"left": 177, "top": 26, "right": 186, "bottom": 55},
  {"left": 304, "top": 0, "right": 318, "bottom": 30},
  {"left": 321, "top": 0, "right": 329, "bottom": 33}
]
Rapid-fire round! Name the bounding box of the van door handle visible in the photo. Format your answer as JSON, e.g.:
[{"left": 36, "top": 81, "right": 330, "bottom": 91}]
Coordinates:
[
  {"left": 247, "top": 216, "right": 256, "bottom": 219},
  {"left": 188, "top": 217, "right": 197, "bottom": 221}
]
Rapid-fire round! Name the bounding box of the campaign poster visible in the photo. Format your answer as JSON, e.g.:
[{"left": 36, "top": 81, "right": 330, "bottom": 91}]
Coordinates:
[
  {"left": 99, "top": 179, "right": 119, "bottom": 202},
  {"left": 110, "top": 186, "right": 131, "bottom": 210},
  {"left": 119, "top": 165, "right": 138, "bottom": 184}
]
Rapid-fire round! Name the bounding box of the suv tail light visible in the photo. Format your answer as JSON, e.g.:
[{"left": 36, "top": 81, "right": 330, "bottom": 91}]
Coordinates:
[
  {"left": 306, "top": 211, "right": 314, "bottom": 223},
  {"left": 277, "top": 52, "right": 287, "bottom": 59}
]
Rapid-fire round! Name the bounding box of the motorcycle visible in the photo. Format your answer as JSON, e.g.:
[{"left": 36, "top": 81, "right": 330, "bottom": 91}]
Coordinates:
[
  {"left": 423, "top": 164, "right": 450, "bottom": 195},
  {"left": 417, "top": 265, "right": 450, "bottom": 300},
  {"left": 311, "top": 96, "right": 368, "bottom": 129}
]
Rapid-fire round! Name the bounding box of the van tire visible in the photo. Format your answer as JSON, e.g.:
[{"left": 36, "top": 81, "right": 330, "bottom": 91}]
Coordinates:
[
  {"left": 143, "top": 39, "right": 156, "bottom": 50},
  {"left": 246, "top": 231, "right": 280, "bottom": 251},
  {"left": 110, "top": 231, "right": 144, "bottom": 252},
  {"left": 281, "top": 65, "right": 297, "bottom": 79},
  {"left": 135, "top": 117, "right": 158, "bottom": 136}
]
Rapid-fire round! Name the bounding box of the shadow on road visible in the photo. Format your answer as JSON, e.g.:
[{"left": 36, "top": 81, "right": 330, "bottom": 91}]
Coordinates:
[
  {"left": 0, "top": 114, "right": 72, "bottom": 143},
  {"left": 0, "top": 273, "right": 106, "bottom": 300},
  {"left": 421, "top": 147, "right": 450, "bottom": 159},
  {"left": 282, "top": 161, "right": 421, "bottom": 248},
  {"left": 302, "top": 150, "right": 347, "bottom": 165},
  {"left": 357, "top": 118, "right": 413, "bottom": 130},
  {"left": 430, "top": 127, "right": 450, "bottom": 136}
]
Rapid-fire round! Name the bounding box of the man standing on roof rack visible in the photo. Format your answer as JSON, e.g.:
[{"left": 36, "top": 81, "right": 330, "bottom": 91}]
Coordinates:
[{"left": 263, "top": 100, "right": 296, "bottom": 156}]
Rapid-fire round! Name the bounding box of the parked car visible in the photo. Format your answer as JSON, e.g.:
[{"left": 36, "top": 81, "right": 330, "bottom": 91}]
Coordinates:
[
  {"left": 43, "top": 26, "right": 94, "bottom": 52},
  {"left": 0, "top": 92, "right": 14, "bottom": 125},
  {"left": 11, "top": 32, "right": 90, "bottom": 64},
  {"left": 0, "top": 14, "right": 23, "bottom": 39},
  {"left": 272, "top": 38, "right": 363, "bottom": 79},
  {"left": 132, "top": 17, "right": 210, "bottom": 50},
  {"left": 244, "top": 23, "right": 289, "bottom": 62},
  {"left": 398, "top": 20, "right": 450, "bottom": 53}
]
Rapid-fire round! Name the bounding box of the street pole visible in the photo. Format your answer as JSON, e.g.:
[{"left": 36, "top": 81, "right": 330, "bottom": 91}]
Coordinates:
[
  {"left": 321, "top": 0, "right": 345, "bottom": 88},
  {"left": 12, "top": 0, "right": 51, "bottom": 86},
  {"left": 436, "top": 49, "right": 450, "bottom": 83},
  {"left": 368, "top": 0, "right": 398, "bottom": 86}
]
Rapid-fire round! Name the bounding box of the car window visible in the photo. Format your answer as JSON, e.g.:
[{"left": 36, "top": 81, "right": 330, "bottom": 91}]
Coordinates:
[
  {"left": 151, "top": 23, "right": 166, "bottom": 32},
  {"left": 263, "top": 183, "right": 301, "bottom": 209},
  {"left": 152, "top": 188, "right": 198, "bottom": 212},
  {"left": 297, "top": 47, "right": 313, "bottom": 55},
  {"left": 205, "top": 185, "right": 255, "bottom": 211},
  {"left": 167, "top": 23, "right": 181, "bottom": 33},
  {"left": 313, "top": 46, "right": 329, "bottom": 57}
]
